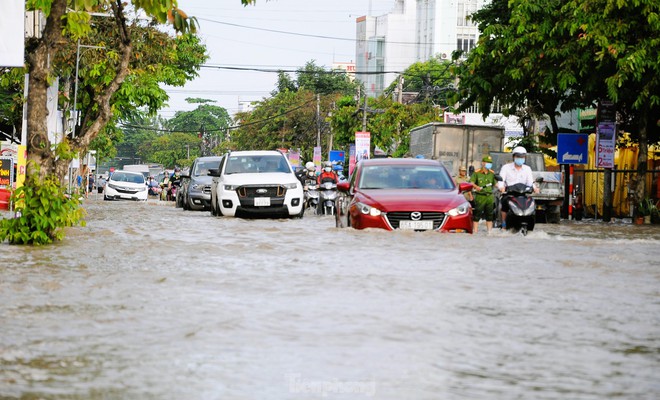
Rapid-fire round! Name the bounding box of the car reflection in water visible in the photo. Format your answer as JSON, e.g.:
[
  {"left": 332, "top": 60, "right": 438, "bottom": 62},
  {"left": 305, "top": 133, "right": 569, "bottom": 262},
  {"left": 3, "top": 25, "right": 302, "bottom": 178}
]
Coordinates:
[{"left": 335, "top": 158, "right": 473, "bottom": 232}]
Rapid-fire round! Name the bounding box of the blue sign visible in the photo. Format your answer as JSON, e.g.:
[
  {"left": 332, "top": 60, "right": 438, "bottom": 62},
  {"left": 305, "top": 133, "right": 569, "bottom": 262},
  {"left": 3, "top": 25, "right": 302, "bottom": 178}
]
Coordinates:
[
  {"left": 557, "top": 133, "right": 589, "bottom": 164},
  {"left": 329, "top": 150, "right": 345, "bottom": 164}
]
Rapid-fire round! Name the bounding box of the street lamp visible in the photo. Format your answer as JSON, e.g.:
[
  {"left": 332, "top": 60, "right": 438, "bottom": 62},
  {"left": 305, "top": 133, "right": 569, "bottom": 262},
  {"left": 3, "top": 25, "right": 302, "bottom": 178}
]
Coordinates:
[{"left": 72, "top": 39, "right": 105, "bottom": 137}]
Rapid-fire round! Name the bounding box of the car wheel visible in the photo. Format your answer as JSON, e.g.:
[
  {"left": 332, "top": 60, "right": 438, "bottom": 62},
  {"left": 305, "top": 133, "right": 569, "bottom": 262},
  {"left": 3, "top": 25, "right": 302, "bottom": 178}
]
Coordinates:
[
  {"left": 547, "top": 206, "right": 561, "bottom": 224},
  {"left": 183, "top": 196, "right": 190, "bottom": 211},
  {"left": 210, "top": 195, "right": 217, "bottom": 216}
]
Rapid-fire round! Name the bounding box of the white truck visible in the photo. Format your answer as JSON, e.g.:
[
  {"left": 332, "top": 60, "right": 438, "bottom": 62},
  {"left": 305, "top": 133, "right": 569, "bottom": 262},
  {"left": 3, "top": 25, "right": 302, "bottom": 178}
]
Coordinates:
[{"left": 409, "top": 122, "right": 505, "bottom": 176}]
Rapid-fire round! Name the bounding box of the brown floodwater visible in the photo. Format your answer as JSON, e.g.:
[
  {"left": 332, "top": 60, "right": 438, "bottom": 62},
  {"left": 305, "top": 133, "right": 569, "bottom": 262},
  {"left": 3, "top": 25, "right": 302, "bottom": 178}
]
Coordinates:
[{"left": 1, "top": 198, "right": 659, "bottom": 399}]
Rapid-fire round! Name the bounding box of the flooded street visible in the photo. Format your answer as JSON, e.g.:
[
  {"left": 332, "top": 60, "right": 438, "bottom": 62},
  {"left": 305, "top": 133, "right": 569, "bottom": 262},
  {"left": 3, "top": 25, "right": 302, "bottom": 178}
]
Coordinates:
[{"left": 1, "top": 198, "right": 659, "bottom": 399}]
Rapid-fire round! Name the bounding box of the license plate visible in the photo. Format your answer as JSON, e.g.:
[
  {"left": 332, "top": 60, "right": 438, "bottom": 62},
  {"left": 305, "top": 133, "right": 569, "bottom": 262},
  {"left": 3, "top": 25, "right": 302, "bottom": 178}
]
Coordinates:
[
  {"left": 399, "top": 220, "right": 433, "bottom": 230},
  {"left": 254, "top": 197, "right": 270, "bottom": 206}
]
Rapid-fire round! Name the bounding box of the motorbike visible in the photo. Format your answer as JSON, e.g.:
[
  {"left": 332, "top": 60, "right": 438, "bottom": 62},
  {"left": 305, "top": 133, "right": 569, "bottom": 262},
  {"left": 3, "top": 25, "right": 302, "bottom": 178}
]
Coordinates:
[
  {"left": 148, "top": 184, "right": 162, "bottom": 197},
  {"left": 317, "top": 181, "right": 338, "bottom": 215},
  {"left": 303, "top": 178, "right": 319, "bottom": 211},
  {"left": 503, "top": 182, "right": 536, "bottom": 235},
  {"left": 168, "top": 184, "right": 178, "bottom": 202},
  {"left": 572, "top": 184, "right": 583, "bottom": 221}
]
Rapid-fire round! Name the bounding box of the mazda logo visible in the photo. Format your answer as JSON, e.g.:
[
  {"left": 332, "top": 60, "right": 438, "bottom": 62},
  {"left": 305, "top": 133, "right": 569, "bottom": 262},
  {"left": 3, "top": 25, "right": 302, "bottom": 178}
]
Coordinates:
[
  {"left": 410, "top": 212, "right": 422, "bottom": 220},
  {"left": 256, "top": 188, "right": 268, "bottom": 194}
]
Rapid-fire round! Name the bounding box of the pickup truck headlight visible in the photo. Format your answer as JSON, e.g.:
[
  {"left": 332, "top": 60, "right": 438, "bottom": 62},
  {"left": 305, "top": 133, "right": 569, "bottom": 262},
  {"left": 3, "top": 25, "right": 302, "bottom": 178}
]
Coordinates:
[
  {"left": 283, "top": 182, "right": 298, "bottom": 189},
  {"left": 191, "top": 183, "right": 205, "bottom": 191},
  {"left": 224, "top": 185, "right": 240, "bottom": 191},
  {"left": 447, "top": 202, "right": 470, "bottom": 217},
  {"left": 356, "top": 202, "right": 381, "bottom": 216}
]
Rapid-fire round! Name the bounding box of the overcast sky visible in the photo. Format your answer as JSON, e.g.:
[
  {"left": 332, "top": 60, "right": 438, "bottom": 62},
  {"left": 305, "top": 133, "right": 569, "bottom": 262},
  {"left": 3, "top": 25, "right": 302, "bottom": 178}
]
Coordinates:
[{"left": 159, "top": 0, "right": 396, "bottom": 119}]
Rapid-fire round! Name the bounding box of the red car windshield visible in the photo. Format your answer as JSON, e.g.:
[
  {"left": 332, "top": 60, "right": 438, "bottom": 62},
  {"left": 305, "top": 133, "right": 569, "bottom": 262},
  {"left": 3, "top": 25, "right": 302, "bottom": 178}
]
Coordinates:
[{"left": 358, "top": 165, "right": 454, "bottom": 190}]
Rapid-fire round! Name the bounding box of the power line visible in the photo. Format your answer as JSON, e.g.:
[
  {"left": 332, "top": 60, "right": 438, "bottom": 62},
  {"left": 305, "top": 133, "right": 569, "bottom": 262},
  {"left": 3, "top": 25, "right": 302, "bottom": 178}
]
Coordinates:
[
  {"left": 123, "top": 99, "right": 315, "bottom": 133},
  {"left": 197, "top": 17, "right": 457, "bottom": 46}
]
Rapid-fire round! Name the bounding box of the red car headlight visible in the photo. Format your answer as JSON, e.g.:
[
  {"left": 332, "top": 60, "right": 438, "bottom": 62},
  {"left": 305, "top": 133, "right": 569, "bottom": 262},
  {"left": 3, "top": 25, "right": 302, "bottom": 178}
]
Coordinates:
[
  {"left": 447, "top": 201, "right": 471, "bottom": 217},
  {"left": 356, "top": 201, "right": 382, "bottom": 216}
]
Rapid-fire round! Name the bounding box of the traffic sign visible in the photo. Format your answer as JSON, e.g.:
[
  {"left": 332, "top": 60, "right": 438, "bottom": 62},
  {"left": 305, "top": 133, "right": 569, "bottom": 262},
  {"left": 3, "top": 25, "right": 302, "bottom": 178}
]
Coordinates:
[{"left": 557, "top": 133, "right": 589, "bottom": 164}]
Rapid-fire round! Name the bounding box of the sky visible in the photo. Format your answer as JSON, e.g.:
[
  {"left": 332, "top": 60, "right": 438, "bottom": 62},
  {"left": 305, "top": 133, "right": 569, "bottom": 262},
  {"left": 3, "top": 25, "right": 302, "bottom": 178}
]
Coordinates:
[{"left": 158, "top": 0, "right": 396, "bottom": 119}]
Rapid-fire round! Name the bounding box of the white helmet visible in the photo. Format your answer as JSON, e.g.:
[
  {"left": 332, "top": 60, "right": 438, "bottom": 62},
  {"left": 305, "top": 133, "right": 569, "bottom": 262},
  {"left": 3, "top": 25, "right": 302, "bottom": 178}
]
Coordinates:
[
  {"left": 512, "top": 146, "right": 527, "bottom": 157},
  {"left": 305, "top": 161, "right": 315, "bottom": 171}
]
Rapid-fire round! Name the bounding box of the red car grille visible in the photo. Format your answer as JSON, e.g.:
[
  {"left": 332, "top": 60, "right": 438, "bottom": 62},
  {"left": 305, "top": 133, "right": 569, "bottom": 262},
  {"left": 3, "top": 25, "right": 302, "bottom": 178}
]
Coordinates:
[{"left": 385, "top": 212, "right": 445, "bottom": 229}]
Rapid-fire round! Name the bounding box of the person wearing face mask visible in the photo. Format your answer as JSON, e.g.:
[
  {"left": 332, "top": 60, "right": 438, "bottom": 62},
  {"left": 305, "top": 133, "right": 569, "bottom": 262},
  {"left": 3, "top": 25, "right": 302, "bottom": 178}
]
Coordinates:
[
  {"left": 497, "top": 146, "right": 538, "bottom": 227},
  {"left": 317, "top": 161, "right": 338, "bottom": 185},
  {"left": 470, "top": 155, "right": 498, "bottom": 233}
]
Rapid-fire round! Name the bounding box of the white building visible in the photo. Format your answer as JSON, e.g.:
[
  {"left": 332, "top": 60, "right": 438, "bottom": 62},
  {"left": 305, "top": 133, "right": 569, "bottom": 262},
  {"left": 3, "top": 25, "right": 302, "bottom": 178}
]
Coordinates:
[{"left": 356, "top": 0, "right": 488, "bottom": 98}]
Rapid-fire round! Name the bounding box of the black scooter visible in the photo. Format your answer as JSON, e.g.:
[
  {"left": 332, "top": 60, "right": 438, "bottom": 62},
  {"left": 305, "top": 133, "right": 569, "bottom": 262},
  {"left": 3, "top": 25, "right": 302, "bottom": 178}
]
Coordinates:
[{"left": 503, "top": 182, "right": 536, "bottom": 235}]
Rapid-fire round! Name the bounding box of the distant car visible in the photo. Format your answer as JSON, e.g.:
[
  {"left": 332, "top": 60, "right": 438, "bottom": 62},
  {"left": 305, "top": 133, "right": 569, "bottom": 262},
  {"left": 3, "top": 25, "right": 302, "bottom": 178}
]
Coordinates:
[
  {"left": 181, "top": 156, "right": 224, "bottom": 211},
  {"left": 210, "top": 150, "right": 304, "bottom": 218},
  {"left": 103, "top": 170, "right": 148, "bottom": 201},
  {"left": 335, "top": 158, "right": 473, "bottom": 232}
]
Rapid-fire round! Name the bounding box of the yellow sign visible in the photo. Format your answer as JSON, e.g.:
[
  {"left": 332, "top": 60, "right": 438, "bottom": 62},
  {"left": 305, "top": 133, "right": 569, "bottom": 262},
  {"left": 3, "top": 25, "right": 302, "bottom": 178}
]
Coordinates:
[{"left": 16, "top": 145, "right": 26, "bottom": 188}]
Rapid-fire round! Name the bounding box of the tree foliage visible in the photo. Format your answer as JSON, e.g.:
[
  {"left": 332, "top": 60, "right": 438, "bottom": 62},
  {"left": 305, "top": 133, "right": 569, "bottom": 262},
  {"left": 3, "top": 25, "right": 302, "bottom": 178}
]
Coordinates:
[
  {"left": 385, "top": 56, "right": 455, "bottom": 108},
  {"left": 0, "top": 0, "right": 211, "bottom": 245},
  {"left": 329, "top": 95, "right": 438, "bottom": 157},
  {"left": 451, "top": 0, "right": 660, "bottom": 200}
]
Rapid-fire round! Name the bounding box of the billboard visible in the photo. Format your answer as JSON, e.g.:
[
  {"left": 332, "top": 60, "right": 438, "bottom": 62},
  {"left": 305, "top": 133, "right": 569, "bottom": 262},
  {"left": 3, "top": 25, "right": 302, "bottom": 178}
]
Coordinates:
[{"left": 0, "top": 1, "right": 25, "bottom": 67}]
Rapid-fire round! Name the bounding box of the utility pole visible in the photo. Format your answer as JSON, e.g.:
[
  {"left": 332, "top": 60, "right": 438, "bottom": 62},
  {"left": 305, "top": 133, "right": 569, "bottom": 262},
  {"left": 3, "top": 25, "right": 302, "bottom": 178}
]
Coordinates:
[
  {"left": 362, "top": 88, "right": 368, "bottom": 132},
  {"left": 316, "top": 94, "right": 321, "bottom": 148},
  {"left": 397, "top": 75, "right": 404, "bottom": 104}
]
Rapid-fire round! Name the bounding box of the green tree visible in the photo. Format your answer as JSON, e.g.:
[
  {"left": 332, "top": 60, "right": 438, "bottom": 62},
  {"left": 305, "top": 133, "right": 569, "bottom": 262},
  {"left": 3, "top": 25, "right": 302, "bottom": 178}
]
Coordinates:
[
  {"left": 166, "top": 98, "right": 232, "bottom": 156},
  {"left": 231, "top": 90, "right": 321, "bottom": 159},
  {"left": 329, "top": 95, "right": 438, "bottom": 157},
  {"left": 453, "top": 0, "right": 659, "bottom": 204},
  {"left": 386, "top": 55, "right": 455, "bottom": 108},
  {"left": 0, "top": 0, "right": 256, "bottom": 244},
  {"left": 148, "top": 132, "right": 200, "bottom": 168},
  {"left": 231, "top": 60, "right": 360, "bottom": 161}
]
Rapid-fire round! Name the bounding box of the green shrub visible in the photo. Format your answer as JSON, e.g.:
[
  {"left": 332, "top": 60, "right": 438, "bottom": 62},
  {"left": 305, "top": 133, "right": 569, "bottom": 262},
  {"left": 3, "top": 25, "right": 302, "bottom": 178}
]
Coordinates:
[{"left": 0, "top": 175, "right": 86, "bottom": 245}]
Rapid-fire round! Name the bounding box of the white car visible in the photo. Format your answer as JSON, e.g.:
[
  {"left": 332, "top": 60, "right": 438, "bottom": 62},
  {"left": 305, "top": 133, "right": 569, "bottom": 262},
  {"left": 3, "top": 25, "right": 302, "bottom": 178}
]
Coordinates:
[
  {"left": 104, "top": 170, "right": 148, "bottom": 201},
  {"left": 210, "top": 150, "right": 304, "bottom": 218}
]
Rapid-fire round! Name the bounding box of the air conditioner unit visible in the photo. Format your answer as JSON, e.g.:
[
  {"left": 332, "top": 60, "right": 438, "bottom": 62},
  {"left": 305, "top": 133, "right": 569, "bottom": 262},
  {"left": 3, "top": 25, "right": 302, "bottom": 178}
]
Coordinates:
[{"left": 441, "top": 53, "right": 447, "bottom": 59}]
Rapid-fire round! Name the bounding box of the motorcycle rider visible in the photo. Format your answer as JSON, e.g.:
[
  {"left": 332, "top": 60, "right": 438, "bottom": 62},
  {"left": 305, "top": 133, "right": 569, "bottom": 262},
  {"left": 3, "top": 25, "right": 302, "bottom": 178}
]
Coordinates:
[
  {"left": 297, "top": 162, "right": 317, "bottom": 186},
  {"left": 317, "top": 161, "right": 338, "bottom": 185},
  {"left": 497, "top": 146, "right": 539, "bottom": 227},
  {"left": 167, "top": 167, "right": 182, "bottom": 201}
]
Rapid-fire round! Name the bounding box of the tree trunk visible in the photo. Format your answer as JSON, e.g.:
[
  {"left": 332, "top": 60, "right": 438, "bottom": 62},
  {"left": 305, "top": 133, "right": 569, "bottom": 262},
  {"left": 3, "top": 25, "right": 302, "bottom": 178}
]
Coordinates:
[
  {"left": 25, "top": 0, "right": 133, "bottom": 184},
  {"left": 25, "top": 0, "right": 67, "bottom": 182}
]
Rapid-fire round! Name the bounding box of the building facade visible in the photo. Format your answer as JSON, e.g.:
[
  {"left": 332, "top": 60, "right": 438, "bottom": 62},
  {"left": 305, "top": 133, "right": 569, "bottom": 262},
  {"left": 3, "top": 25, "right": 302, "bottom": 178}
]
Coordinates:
[{"left": 356, "top": 0, "right": 488, "bottom": 98}]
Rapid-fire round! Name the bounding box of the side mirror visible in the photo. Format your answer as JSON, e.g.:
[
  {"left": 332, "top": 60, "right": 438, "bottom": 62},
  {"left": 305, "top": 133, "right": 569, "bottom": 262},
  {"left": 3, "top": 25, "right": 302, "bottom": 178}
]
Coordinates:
[
  {"left": 458, "top": 182, "right": 473, "bottom": 193},
  {"left": 494, "top": 174, "right": 503, "bottom": 182},
  {"left": 337, "top": 181, "right": 350, "bottom": 192},
  {"left": 208, "top": 168, "right": 220, "bottom": 177},
  {"left": 535, "top": 176, "right": 544, "bottom": 183}
]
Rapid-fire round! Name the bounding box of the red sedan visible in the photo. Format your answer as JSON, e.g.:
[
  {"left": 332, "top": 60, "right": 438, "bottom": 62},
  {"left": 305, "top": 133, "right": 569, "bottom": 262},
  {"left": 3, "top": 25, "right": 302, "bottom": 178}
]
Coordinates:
[{"left": 335, "top": 158, "right": 473, "bottom": 233}]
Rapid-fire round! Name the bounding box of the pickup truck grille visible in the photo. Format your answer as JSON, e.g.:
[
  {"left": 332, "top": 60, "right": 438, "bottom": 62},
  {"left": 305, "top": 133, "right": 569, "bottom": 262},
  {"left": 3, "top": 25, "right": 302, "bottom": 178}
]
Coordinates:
[
  {"left": 236, "top": 185, "right": 286, "bottom": 198},
  {"left": 385, "top": 211, "right": 445, "bottom": 229}
]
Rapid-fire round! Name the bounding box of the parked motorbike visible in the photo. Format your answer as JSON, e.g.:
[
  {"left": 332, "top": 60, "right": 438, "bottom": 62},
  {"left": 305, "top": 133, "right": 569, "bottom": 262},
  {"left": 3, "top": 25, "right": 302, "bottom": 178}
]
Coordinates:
[
  {"left": 572, "top": 184, "right": 583, "bottom": 221},
  {"left": 317, "top": 181, "right": 338, "bottom": 215},
  {"left": 503, "top": 182, "right": 536, "bottom": 235}
]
